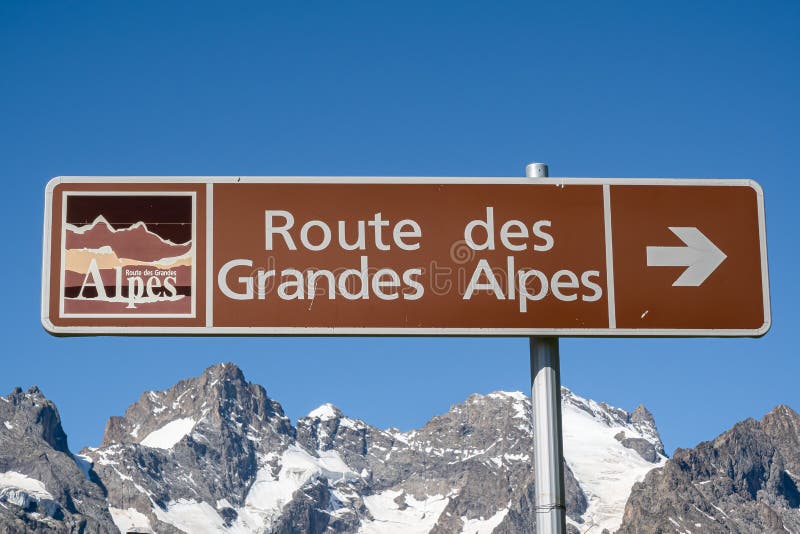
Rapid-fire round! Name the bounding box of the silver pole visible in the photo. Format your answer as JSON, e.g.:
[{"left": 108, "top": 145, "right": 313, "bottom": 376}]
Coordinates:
[{"left": 526, "top": 162, "right": 567, "bottom": 534}]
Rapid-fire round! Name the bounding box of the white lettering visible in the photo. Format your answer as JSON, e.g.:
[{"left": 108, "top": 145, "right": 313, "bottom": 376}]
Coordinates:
[
  {"left": 551, "top": 269, "right": 579, "bottom": 301},
  {"left": 372, "top": 269, "right": 400, "bottom": 300},
  {"left": 217, "top": 259, "right": 254, "bottom": 300},
  {"left": 500, "top": 220, "right": 528, "bottom": 251},
  {"left": 265, "top": 210, "right": 296, "bottom": 250},
  {"left": 393, "top": 220, "right": 422, "bottom": 251},
  {"left": 532, "top": 220, "right": 554, "bottom": 252},
  {"left": 338, "top": 220, "right": 366, "bottom": 250},
  {"left": 464, "top": 259, "right": 505, "bottom": 299},
  {"left": 367, "top": 212, "right": 391, "bottom": 251},
  {"left": 163, "top": 276, "right": 177, "bottom": 297},
  {"left": 518, "top": 270, "right": 548, "bottom": 312},
  {"left": 338, "top": 256, "right": 370, "bottom": 300},
  {"left": 581, "top": 270, "right": 603, "bottom": 302},
  {"left": 278, "top": 269, "right": 304, "bottom": 300},
  {"left": 300, "top": 220, "right": 332, "bottom": 251},
  {"left": 80, "top": 258, "right": 107, "bottom": 299},
  {"left": 464, "top": 207, "right": 495, "bottom": 251},
  {"left": 126, "top": 277, "right": 145, "bottom": 308},
  {"left": 402, "top": 269, "right": 424, "bottom": 300}
]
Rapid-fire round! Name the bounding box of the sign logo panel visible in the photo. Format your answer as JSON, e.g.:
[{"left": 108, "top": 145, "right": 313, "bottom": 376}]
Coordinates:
[{"left": 60, "top": 193, "right": 196, "bottom": 318}]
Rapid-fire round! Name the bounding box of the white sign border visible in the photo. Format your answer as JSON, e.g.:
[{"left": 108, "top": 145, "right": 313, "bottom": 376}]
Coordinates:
[{"left": 42, "top": 176, "right": 771, "bottom": 337}]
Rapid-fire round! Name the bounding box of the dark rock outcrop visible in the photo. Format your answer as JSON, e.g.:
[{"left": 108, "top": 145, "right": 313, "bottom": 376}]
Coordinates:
[
  {"left": 618, "top": 405, "right": 800, "bottom": 534},
  {"left": 0, "top": 387, "right": 118, "bottom": 533}
]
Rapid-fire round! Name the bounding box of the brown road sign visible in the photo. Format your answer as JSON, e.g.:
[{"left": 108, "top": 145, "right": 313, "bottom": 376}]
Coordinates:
[{"left": 41, "top": 177, "right": 770, "bottom": 336}]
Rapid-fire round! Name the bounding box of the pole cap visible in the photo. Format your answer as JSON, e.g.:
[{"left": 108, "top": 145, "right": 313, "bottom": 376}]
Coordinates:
[{"left": 525, "top": 163, "right": 549, "bottom": 178}]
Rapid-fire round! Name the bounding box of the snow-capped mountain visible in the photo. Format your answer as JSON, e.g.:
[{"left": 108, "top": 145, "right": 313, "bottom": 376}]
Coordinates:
[
  {"left": 0, "top": 363, "right": 667, "bottom": 533},
  {"left": 561, "top": 389, "right": 666, "bottom": 533},
  {"left": 4, "top": 364, "right": 798, "bottom": 533}
]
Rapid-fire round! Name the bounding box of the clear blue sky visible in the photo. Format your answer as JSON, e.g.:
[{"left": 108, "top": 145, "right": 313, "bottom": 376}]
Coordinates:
[{"left": 1, "top": 1, "right": 798, "bottom": 455}]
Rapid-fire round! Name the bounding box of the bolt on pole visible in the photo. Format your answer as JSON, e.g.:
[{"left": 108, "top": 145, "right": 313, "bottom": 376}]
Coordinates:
[{"left": 526, "top": 162, "right": 567, "bottom": 534}]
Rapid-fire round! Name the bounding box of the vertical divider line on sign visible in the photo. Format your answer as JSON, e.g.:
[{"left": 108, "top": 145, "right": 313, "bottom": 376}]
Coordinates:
[
  {"left": 602, "top": 184, "right": 617, "bottom": 329},
  {"left": 206, "top": 182, "right": 214, "bottom": 328}
]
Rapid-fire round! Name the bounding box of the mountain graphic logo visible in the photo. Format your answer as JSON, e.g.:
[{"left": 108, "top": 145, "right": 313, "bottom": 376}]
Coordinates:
[{"left": 60, "top": 193, "right": 195, "bottom": 317}]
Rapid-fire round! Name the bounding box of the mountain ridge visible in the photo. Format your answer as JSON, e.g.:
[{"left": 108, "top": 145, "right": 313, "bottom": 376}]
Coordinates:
[
  {"left": 2, "top": 362, "right": 793, "bottom": 534},
  {"left": 66, "top": 215, "right": 192, "bottom": 264},
  {"left": 618, "top": 404, "right": 800, "bottom": 533}
]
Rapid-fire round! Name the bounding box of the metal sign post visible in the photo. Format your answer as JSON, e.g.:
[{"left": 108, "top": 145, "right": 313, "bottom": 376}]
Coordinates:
[{"left": 526, "top": 163, "right": 567, "bottom": 534}]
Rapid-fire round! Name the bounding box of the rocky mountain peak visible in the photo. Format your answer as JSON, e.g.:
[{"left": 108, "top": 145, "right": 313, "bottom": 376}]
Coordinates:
[
  {"left": 3, "top": 365, "right": 674, "bottom": 534},
  {"left": 84, "top": 364, "right": 298, "bottom": 533},
  {"left": 200, "top": 361, "right": 246, "bottom": 385},
  {"left": 306, "top": 403, "right": 344, "bottom": 421},
  {"left": 1, "top": 386, "right": 69, "bottom": 455},
  {"left": 100, "top": 362, "right": 291, "bottom": 448},
  {"left": 619, "top": 405, "right": 800, "bottom": 534},
  {"left": 761, "top": 404, "right": 800, "bottom": 481},
  {"left": 6, "top": 364, "right": 800, "bottom": 534},
  {"left": 0, "top": 386, "right": 117, "bottom": 532},
  {"left": 296, "top": 402, "right": 375, "bottom": 468},
  {"left": 630, "top": 404, "right": 655, "bottom": 427},
  {"left": 762, "top": 404, "right": 800, "bottom": 428},
  {"left": 7, "top": 385, "right": 47, "bottom": 403}
]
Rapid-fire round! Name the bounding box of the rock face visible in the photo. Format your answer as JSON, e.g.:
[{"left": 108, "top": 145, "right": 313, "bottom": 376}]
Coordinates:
[
  {"left": 76, "top": 364, "right": 665, "bottom": 533},
  {"left": 618, "top": 405, "right": 800, "bottom": 534},
  {"left": 292, "top": 390, "right": 584, "bottom": 534},
  {"left": 4, "top": 362, "right": 799, "bottom": 534},
  {"left": 84, "top": 362, "right": 295, "bottom": 534},
  {"left": 0, "top": 386, "right": 117, "bottom": 533},
  {"left": 0, "top": 363, "right": 667, "bottom": 533}
]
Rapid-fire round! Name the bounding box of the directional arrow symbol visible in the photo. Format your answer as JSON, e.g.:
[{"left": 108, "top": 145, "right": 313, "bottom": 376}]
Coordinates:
[{"left": 646, "top": 227, "right": 727, "bottom": 287}]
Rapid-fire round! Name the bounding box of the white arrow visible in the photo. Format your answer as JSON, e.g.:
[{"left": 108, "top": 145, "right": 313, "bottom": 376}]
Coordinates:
[{"left": 646, "top": 227, "right": 727, "bottom": 287}]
